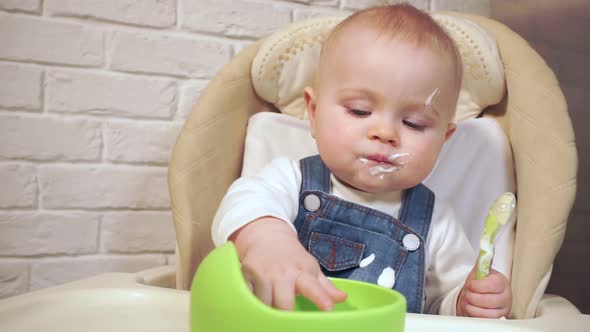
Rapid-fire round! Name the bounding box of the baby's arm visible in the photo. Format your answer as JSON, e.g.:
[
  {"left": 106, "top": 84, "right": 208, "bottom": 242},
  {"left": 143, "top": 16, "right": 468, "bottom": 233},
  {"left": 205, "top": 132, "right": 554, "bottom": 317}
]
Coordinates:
[
  {"left": 424, "top": 203, "right": 473, "bottom": 315},
  {"left": 230, "top": 216, "right": 346, "bottom": 310},
  {"left": 212, "top": 158, "right": 301, "bottom": 246},
  {"left": 211, "top": 158, "right": 346, "bottom": 310}
]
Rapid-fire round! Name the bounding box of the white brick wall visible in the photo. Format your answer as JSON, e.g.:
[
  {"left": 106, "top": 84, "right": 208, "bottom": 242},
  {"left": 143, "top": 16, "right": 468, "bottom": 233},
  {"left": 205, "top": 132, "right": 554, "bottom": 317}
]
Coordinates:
[
  {"left": 0, "top": 13, "right": 104, "bottom": 66},
  {"left": 0, "top": 164, "right": 37, "bottom": 208},
  {"left": 0, "top": 212, "right": 99, "bottom": 256},
  {"left": 0, "top": 0, "right": 490, "bottom": 299},
  {"left": 0, "top": 0, "right": 40, "bottom": 13},
  {"left": 101, "top": 211, "right": 176, "bottom": 253},
  {"left": 45, "top": 0, "right": 177, "bottom": 28},
  {"left": 0, "top": 63, "right": 42, "bottom": 111},
  {"left": 38, "top": 165, "right": 169, "bottom": 209},
  {"left": 45, "top": 70, "right": 176, "bottom": 118},
  {"left": 0, "top": 115, "right": 102, "bottom": 161}
]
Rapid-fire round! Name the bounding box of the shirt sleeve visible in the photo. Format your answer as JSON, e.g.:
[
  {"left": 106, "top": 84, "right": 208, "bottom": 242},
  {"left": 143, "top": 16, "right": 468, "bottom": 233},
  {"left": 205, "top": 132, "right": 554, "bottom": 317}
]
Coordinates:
[
  {"left": 424, "top": 200, "right": 475, "bottom": 315},
  {"left": 211, "top": 157, "right": 302, "bottom": 247}
]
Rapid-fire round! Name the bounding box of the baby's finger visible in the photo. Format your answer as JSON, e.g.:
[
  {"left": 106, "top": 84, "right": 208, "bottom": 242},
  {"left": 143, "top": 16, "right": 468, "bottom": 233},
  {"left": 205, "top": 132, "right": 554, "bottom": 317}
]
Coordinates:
[
  {"left": 243, "top": 266, "right": 273, "bottom": 306},
  {"left": 241, "top": 266, "right": 255, "bottom": 292},
  {"left": 253, "top": 279, "right": 273, "bottom": 307},
  {"left": 469, "top": 272, "right": 506, "bottom": 294},
  {"left": 460, "top": 302, "right": 509, "bottom": 319},
  {"left": 295, "top": 273, "right": 333, "bottom": 311},
  {"left": 318, "top": 274, "right": 347, "bottom": 302},
  {"left": 272, "top": 278, "right": 296, "bottom": 311},
  {"left": 462, "top": 290, "right": 506, "bottom": 309}
]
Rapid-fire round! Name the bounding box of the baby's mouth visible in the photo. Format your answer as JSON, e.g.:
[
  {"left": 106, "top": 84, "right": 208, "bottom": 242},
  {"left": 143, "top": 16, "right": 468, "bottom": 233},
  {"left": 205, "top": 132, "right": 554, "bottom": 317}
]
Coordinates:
[
  {"left": 360, "top": 153, "right": 410, "bottom": 165},
  {"left": 359, "top": 153, "right": 410, "bottom": 176},
  {"left": 366, "top": 154, "right": 393, "bottom": 164}
]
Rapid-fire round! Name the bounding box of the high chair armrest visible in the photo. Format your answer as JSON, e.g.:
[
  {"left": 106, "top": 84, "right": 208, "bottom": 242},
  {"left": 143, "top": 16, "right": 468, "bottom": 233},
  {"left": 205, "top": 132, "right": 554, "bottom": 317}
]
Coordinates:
[
  {"left": 134, "top": 265, "right": 177, "bottom": 289},
  {"left": 516, "top": 294, "right": 590, "bottom": 331},
  {"left": 535, "top": 294, "right": 581, "bottom": 317}
]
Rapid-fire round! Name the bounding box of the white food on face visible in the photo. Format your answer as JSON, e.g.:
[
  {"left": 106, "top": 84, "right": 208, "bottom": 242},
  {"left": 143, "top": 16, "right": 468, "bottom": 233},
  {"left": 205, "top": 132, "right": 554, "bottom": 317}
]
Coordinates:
[
  {"left": 424, "top": 88, "right": 440, "bottom": 108},
  {"left": 387, "top": 152, "right": 410, "bottom": 164},
  {"left": 369, "top": 165, "right": 398, "bottom": 176},
  {"left": 364, "top": 152, "right": 409, "bottom": 176}
]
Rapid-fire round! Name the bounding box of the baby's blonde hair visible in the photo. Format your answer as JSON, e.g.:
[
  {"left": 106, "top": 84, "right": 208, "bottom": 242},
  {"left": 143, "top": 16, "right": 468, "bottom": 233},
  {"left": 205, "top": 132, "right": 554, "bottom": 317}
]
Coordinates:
[{"left": 323, "top": 3, "right": 463, "bottom": 89}]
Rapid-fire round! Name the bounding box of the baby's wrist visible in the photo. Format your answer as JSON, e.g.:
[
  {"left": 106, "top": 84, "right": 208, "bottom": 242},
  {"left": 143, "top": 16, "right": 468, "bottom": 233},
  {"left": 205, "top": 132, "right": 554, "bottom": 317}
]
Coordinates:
[{"left": 230, "top": 216, "right": 293, "bottom": 256}]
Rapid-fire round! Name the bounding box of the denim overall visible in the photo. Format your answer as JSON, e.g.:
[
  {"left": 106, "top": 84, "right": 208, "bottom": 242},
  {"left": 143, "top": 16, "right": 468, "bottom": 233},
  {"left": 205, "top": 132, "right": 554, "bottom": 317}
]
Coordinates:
[{"left": 293, "top": 155, "right": 434, "bottom": 313}]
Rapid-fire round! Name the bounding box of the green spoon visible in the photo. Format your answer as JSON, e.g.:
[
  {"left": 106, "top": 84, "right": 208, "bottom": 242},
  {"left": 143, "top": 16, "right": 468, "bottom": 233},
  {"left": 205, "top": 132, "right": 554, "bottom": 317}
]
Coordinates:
[{"left": 476, "top": 192, "right": 516, "bottom": 280}]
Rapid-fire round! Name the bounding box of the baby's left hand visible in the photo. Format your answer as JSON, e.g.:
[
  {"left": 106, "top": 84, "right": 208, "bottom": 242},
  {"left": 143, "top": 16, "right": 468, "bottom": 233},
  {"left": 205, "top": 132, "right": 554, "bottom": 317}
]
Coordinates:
[{"left": 456, "top": 265, "right": 512, "bottom": 318}]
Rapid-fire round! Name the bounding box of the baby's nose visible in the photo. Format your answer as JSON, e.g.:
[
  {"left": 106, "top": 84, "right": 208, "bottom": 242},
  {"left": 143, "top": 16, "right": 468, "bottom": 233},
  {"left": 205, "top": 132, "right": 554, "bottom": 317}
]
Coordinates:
[{"left": 369, "top": 123, "right": 398, "bottom": 145}]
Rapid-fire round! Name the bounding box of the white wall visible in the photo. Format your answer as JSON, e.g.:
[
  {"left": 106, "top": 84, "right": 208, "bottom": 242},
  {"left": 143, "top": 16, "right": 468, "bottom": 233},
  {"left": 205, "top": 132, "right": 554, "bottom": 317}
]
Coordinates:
[{"left": 0, "top": 0, "right": 491, "bottom": 298}]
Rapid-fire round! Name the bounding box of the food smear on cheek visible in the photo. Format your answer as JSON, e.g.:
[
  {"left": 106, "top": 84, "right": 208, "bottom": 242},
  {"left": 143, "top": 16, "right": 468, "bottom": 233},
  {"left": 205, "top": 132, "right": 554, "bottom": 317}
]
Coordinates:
[{"left": 388, "top": 153, "right": 409, "bottom": 165}]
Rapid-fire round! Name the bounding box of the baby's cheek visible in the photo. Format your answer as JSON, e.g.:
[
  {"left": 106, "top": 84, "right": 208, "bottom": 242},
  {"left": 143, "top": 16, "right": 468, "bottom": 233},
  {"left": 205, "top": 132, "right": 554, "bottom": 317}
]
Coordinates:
[
  {"left": 407, "top": 148, "right": 437, "bottom": 175},
  {"left": 322, "top": 140, "right": 348, "bottom": 160}
]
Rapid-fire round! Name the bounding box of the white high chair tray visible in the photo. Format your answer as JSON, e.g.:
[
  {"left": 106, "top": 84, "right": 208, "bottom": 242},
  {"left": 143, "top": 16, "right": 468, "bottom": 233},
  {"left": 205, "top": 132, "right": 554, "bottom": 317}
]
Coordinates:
[{"left": 0, "top": 269, "right": 587, "bottom": 332}]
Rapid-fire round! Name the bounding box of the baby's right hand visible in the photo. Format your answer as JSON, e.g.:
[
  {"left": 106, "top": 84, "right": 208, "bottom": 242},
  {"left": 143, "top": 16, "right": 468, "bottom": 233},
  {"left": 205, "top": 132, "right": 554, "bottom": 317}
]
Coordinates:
[{"left": 230, "top": 216, "right": 347, "bottom": 311}]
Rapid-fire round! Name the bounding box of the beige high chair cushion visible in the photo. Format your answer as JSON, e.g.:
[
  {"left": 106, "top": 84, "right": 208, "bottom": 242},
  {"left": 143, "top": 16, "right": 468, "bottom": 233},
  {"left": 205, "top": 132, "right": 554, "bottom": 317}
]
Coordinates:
[
  {"left": 168, "top": 12, "right": 576, "bottom": 319},
  {"left": 251, "top": 13, "right": 506, "bottom": 122}
]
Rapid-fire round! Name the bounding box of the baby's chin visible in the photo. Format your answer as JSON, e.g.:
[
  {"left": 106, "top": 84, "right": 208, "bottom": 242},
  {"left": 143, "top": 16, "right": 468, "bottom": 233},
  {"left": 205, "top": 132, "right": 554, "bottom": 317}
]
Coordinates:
[
  {"left": 355, "top": 182, "right": 404, "bottom": 194},
  {"left": 338, "top": 173, "right": 410, "bottom": 194}
]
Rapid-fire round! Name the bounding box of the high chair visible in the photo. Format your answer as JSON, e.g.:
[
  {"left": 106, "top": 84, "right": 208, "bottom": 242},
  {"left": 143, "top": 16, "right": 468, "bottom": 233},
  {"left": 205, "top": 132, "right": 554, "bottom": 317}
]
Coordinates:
[
  {"left": 168, "top": 11, "right": 578, "bottom": 321},
  {"left": 0, "top": 10, "right": 586, "bottom": 332}
]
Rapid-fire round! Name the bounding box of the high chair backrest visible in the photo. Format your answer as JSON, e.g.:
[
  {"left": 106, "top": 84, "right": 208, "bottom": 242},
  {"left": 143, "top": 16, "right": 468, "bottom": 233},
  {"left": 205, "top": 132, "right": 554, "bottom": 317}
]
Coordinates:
[{"left": 168, "top": 12, "right": 577, "bottom": 319}]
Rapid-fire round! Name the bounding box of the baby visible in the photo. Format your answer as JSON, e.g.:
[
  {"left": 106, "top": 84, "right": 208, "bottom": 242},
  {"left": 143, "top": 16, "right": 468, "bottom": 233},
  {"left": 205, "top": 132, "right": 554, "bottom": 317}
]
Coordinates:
[{"left": 212, "top": 4, "right": 511, "bottom": 318}]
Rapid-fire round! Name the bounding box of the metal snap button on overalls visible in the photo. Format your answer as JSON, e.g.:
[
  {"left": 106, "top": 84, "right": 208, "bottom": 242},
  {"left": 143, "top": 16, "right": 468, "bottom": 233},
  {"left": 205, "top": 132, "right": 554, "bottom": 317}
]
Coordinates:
[
  {"left": 303, "top": 194, "right": 321, "bottom": 212},
  {"left": 402, "top": 233, "right": 420, "bottom": 251}
]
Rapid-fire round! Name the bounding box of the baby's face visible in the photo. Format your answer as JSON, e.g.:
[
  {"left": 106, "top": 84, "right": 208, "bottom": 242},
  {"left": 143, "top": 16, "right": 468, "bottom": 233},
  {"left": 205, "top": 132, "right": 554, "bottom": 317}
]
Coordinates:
[{"left": 305, "top": 25, "right": 459, "bottom": 193}]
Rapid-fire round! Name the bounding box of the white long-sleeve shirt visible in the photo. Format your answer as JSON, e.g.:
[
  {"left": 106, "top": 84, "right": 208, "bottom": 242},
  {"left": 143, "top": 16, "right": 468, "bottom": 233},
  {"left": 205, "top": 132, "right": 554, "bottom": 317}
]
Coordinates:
[{"left": 212, "top": 157, "right": 474, "bottom": 315}]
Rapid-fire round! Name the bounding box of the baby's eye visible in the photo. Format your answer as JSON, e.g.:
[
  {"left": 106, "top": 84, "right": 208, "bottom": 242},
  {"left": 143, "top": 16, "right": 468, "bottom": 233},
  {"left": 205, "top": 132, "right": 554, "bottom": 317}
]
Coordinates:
[
  {"left": 403, "top": 120, "right": 426, "bottom": 130},
  {"left": 348, "top": 108, "right": 371, "bottom": 117}
]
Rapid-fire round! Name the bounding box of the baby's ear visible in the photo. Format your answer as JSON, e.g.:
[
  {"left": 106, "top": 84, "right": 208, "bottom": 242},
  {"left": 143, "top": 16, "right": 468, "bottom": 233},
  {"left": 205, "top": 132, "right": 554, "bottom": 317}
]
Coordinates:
[
  {"left": 445, "top": 123, "right": 456, "bottom": 141},
  {"left": 304, "top": 87, "right": 318, "bottom": 138}
]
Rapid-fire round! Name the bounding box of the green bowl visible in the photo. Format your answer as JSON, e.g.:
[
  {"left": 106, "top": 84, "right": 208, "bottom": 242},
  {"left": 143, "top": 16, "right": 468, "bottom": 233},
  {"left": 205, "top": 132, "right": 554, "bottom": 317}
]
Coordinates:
[{"left": 190, "top": 243, "right": 406, "bottom": 332}]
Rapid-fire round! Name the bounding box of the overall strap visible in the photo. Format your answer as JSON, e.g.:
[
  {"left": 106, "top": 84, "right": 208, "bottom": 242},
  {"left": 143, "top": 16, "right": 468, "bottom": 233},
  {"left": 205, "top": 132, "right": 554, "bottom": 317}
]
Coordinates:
[
  {"left": 398, "top": 183, "right": 435, "bottom": 238},
  {"left": 299, "top": 155, "right": 331, "bottom": 193}
]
